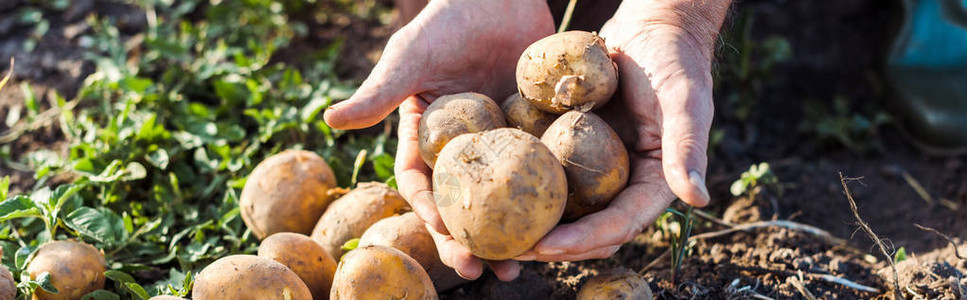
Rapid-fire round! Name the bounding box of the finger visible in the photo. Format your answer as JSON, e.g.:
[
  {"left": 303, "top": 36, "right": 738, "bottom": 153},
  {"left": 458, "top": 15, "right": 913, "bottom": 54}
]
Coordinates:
[
  {"left": 532, "top": 158, "right": 675, "bottom": 255},
  {"left": 486, "top": 260, "right": 521, "bottom": 282},
  {"left": 516, "top": 245, "right": 621, "bottom": 262},
  {"left": 657, "top": 66, "right": 714, "bottom": 208},
  {"left": 323, "top": 26, "right": 428, "bottom": 129},
  {"left": 426, "top": 224, "right": 484, "bottom": 280},
  {"left": 396, "top": 97, "right": 449, "bottom": 235}
]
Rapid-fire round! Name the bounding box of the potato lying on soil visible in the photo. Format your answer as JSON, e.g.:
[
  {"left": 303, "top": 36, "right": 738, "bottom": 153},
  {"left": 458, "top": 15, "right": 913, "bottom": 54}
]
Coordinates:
[
  {"left": 359, "top": 212, "right": 468, "bottom": 291},
  {"left": 542, "top": 111, "right": 629, "bottom": 221},
  {"left": 331, "top": 245, "right": 437, "bottom": 300},
  {"left": 240, "top": 150, "right": 337, "bottom": 240},
  {"left": 576, "top": 269, "right": 653, "bottom": 300},
  {"left": 192, "top": 255, "right": 311, "bottom": 300},
  {"left": 419, "top": 92, "right": 506, "bottom": 168},
  {"left": 500, "top": 92, "right": 558, "bottom": 137},
  {"left": 258, "top": 232, "right": 337, "bottom": 300},
  {"left": 310, "top": 182, "right": 410, "bottom": 257},
  {"left": 433, "top": 128, "right": 567, "bottom": 260},
  {"left": 26, "top": 241, "right": 106, "bottom": 300},
  {"left": 516, "top": 31, "right": 619, "bottom": 114}
]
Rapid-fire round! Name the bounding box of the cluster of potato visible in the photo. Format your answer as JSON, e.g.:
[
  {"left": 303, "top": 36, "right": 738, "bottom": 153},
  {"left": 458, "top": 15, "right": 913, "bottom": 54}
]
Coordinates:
[
  {"left": 190, "top": 149, "right": 455, "bottom": 299},
  {"left": 420, "top": 30, "right": 630, "bottom": 262}
]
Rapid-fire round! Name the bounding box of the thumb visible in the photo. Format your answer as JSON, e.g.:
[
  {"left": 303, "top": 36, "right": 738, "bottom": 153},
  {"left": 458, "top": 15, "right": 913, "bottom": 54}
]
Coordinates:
[
  {"left": 323, "top": 29, "right": 428, "bottom": 130},
  {"left": 659, "top": 77, "right": 713, "bottom": 207}
]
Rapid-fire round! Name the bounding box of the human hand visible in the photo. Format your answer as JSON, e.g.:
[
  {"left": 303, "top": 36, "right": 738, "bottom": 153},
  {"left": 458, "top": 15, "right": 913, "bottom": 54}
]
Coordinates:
[
  {"left": 515, "top": 0, "right": 731, "bottom": 262},
  {"left": 323, "top": 0, "right": 555, "bottom": 281}
]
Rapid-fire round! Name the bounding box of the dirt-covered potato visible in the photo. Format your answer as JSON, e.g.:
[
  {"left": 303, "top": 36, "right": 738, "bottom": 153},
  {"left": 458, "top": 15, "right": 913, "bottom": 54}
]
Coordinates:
[
  {"left": 501, "top": 92, "right": 558, "bottom": 137},
  {"left": 359, "top": 212, "right": 468, "bottom": 291},
  {"left": 542, "top": 111, "right": 629, "bottom": 221},
  {"left": 26, "top": 241, "right": 106, "bottom": 300},
  {"left": 576, "top": 269, "right": 653, "bottom": 300},
  {"left": 310, "top": 182, "right": 410, "bottom": 257},
  {"left": 419, "top": 92, "right": 506, "bottom": 168},
  {"left": 433, "top": 128, "right": 567, "bottom": 260},
  {"left": 193, "top": 255, "right": 311, "bottom": 300},
  {"left": 258, "top": 232, "right": 337, "bottom": 300},
  {"left": 331, "top": 245, "right": 437, "bottom": 300},
  {"left": 516, "top": 31, "right": 619, "bottom": 113},
  {"left": 240, "top": 150, "right": 337, "bottom": 240}
]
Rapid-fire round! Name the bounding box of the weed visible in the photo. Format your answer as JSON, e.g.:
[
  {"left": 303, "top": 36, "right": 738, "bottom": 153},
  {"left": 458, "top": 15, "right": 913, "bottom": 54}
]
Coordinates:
[
  {"left": 730, "top": 162, "right": 782, "bottom": 201},
  {"left": 656, "top": 206, "right": 695, "bottom": 284},
  {"left": 799, "top": 96, "right": 891, "bottom": 154}
]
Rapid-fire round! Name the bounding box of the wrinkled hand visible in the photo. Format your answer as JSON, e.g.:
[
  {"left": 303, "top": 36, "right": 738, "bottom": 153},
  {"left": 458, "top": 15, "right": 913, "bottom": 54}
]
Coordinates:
[
  {"left": 323, "top": 0, "right": 555, "bottom": 281},
  {"left": 515, "top": 0, "right": 730, "bottom": 262}
]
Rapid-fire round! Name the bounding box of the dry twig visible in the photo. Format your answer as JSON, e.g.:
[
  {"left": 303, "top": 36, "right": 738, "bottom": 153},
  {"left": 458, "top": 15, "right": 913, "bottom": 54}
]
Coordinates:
[
  {"left": 840, "top": 172, "right": 903, "bottom": 299},
  {"left": 913, "top": 223, "right": 965, "bottom": 261}
]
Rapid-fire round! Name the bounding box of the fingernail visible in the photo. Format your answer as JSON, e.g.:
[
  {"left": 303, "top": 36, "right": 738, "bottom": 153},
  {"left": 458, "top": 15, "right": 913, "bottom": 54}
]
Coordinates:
[
  {"left": 515, "top": 254, "right": 536, "bottom": 261},
  {"left": 538, "top": 249, "right": 565, "bottom": 255},
  {"left": 689, "top": 170, "right": 711, "bottom": 204}
]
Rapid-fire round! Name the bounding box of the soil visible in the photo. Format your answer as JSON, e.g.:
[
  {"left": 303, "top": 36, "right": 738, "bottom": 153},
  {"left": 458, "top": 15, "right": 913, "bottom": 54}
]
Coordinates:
[{"left": 2, "top": 0, "right": 967, "bottom": 299}]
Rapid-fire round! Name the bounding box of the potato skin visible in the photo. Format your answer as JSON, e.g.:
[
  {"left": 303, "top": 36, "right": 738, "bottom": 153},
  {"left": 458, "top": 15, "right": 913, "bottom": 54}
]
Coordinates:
[
  {"left": 240, "top": 150, "right": 337, "bottom": 240},
  {"left": 576, "top": 269, "right": 653, "bottom": 300},
  {"left": 359, "top": 212, "right": 468, "bottom": 291},
  {"left": 258, "top": 232, "right": 337, "bottom": 300},
  {"left": 192, "top": 255, "right": 311, "bottom": 300},
  {"left": 330, "top": 245, "right": 437, "bottom": 300},
  {"left": 26, "top": 241, "right": 106, "bottom": 300},
  {"left": 310, "top": 182, "right": 410, "bottom": 258},
  {"left": 516, "top": 31, "right": 618, "bottom": 113},
  {"left": 542, "top": 111, "right": 629, "bottom": 221},
  {"left": 419, "top": 92, "right": 506, "bottom": 168},
  {"left": 501, "top": 93, "right": 558, "bottom": 137},
  {"left": 433, "top": 128, "right": 567, "bottom": 260}
]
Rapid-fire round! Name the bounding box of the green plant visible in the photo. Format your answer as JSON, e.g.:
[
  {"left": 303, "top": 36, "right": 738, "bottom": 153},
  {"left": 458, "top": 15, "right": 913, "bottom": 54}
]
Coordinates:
[
  {"left": 799, "top": 96, "right": 891, "bottom": 154},
  {"left": 730, "top": 162, "right": 782, "bottom": 201},
  {"left": 656, "top": 206, "right": 695, "bottom": 284}
]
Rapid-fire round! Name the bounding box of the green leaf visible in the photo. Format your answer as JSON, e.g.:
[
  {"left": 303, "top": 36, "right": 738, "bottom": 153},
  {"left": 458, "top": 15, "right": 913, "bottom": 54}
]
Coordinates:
[
  {"left": 0, "top": 195, "right": 42, "bottom": 222},
  {"left": 0, "top": 58, "right": 12, "bottom": 93},
  {"left": 35, "top": 272, "right": 58, "bottom": 293},
  {"left": 82, "top": 290, "right": 121, "bottom": 300},
  {"left": 21, "top": 82, "right": 37, "bottom": 115},
  {"left": 730, "top": 180, "right": 747, "bottom": 197},
  {"left": 351, "top": 150, "right": 367, "bottom": 187},
  {"left": 341, "top": 238, "right": 360, "bottom": 251},
  {"left": 119, "top": 77, "right": 153, "bottom": 94},
  {"left": 894, "top": 247, "right": 907, "bottom": 263},
  {"left": 15, "top": 245, "right": 37, "bottom": 269},
  {"left": 65, "top": 207, "right": 127, "bottom": 246},
  {"left": 124, "top": 282, "right": 150, "bottom": 300},
  {"left": 0, "top": 176, "right": 8, "bottom": 199},
  {"left": 146, "top": 149, "right": 170, "bottom": 169}
]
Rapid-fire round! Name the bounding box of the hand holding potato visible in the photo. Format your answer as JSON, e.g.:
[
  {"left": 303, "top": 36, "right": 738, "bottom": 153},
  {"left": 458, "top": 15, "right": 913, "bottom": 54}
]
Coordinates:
[
  {"left": 323, "top": 0, "right": 555, "bottom": 282},
  {"left": 515, "top": 0, "right": 731, "bottom": 262}
]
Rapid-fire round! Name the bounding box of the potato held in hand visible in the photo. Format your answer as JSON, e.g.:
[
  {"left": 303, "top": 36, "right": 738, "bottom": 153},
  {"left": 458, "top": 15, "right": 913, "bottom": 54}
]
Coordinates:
[
  {"left": 359, "top": 212, "right": 468, "bottom": 291},
  {"left": 258, "top": 233, "right": 337, "bottom": 300},
  {"left": 542, "top": 111, "right": 629, "bottom": 221},
  {"left": 331, "top": 245, "right": 437, "bottom": 300},
  {"left": 433, "top": 128, "right": 567, "bottom": 260},
  {"left": 576, "top": 269, "right": 653, "bottom": 300},
  {"left": 517, "top": 31, "right": 618, "bottom": 113},
  {"left": 310, "top": 182, "right": 410, "bottom": 257},
  {"left": 501, "top": 92, "right": 557, "bottom": 137},
  {"left": 193, "top": 255, "right": 311, "bottom": 300},
  {"left": 419, "top": 92, "right": 506, "bottom": 167},
  {"left": 26, "top": 241, "right": 106, "bottom": 300},
  {"left": 240, "top": 150, "right": 337, "bottom": 240}
]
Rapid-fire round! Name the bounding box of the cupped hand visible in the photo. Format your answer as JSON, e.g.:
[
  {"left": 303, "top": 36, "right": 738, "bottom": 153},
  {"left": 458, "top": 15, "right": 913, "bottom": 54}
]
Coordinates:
[
  {"left": 515, "top": 0, "right": 730, "bottom": 262},
  {"left": 323, "top": 0, "right": 555, "bottom": 281}
]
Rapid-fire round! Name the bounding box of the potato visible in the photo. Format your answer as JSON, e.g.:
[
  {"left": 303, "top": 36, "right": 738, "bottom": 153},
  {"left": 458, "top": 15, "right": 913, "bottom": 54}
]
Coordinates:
[
  {"left": 258, "top": 232, "right": 337, "bottom": 300},
  {"left": 240, "top": 150, "right": 337, "bottom": 240},
  {"left": 310, "top": 182, "right": 410, "bottom": 258},
  {"left": 330, "top": 245, "right": 436, "bottom": 300},
  {"left": 542, "top": 111, "right": 629, "bottom": 221},
  {"left": 192, "top": 255, "right": 311, "bottom": 300},
  {"left": 26, "top": 241, "right": 106, "bottom": 300},
  {"left": 359, "top": 212, "right": 468, "bottom": 291},
  {"left": 419, "top": 92, "right": 506, "bottom": 167},
  {"left": 500, "top": 92, "right": 557, "bottom": 137},
  {"left": 576, "top": 269, "right": 653, "bottom": 300},
  {"left": 516, "top": 31, "right": 619, "bottom": 113},
  {"left": 433, "top": 128, "right": 567, "bottom": 260}
]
